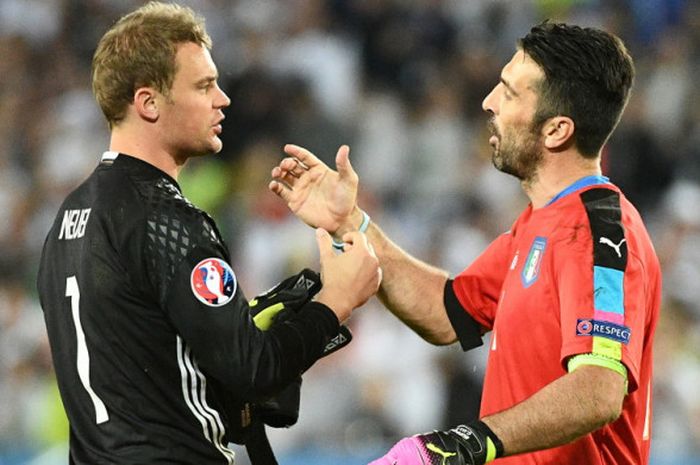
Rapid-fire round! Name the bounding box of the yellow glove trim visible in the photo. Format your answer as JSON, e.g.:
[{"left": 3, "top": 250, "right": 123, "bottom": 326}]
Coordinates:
[
  {"left": 252, "top": 302, "right": 285, "bottom": 330},
  {"left": 485, "top": 437, "right": 497, "bottom": 463}
]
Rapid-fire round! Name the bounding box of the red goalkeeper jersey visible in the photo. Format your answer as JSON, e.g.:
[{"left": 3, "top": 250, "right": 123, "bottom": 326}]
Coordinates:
[{"left": 452, "top": 177, "right": 661, "bottom": 465}]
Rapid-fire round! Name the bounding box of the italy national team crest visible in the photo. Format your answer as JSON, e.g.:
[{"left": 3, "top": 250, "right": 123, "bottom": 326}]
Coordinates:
[
  {"left": 190, "top": 258, "right": 237, "bottom": 307},
  {"left": 521, "top": 236, "right": 547, "bottom": 288}
]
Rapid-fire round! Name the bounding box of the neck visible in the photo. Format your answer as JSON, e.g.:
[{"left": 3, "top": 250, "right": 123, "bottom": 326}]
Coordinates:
[
  {"left": 109, "top": 124, "right": 186, "bottom": 180},
  {"left": 523, "top": 152, "right": 602, "bottom": 209}
]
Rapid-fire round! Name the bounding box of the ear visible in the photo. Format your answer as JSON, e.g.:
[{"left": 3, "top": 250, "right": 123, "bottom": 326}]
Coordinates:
[
  {"left": 542, "top": 116, "right": 574, "bottom": 151},
  {"left": 134, "top": 87, "right": 159, "bottom": 123}
]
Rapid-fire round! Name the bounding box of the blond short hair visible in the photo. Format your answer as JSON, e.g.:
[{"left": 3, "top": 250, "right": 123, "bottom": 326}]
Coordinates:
[{"left": 92, "top": 2, "right": 212, "bottom": 128}]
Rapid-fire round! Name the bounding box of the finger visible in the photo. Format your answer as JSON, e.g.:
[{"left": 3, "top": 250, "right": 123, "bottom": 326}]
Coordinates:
[
  {"left": 315, "top": 228, "right": 335, "bottom": 261},
  {"left": 284, "top": 144, "right": 324, "bottom": 169},
  {"left": 269, "top": 180, "right": 292, "bottom": 200},
  {"left": 367, "top": 241, "right": 377, "bottom": 259},
  {"left": 280, "top": 157, "right": 307, "bottom": 177},
  {"left": 271, "top": 166, "right": 302, "bottom": 189},
  {"left": 341, "top": 230, "right": 369, "bottom": 249},
  {"left": 271, "top": 166, "right": 297, "bottom": 182},
  {"left": 335, "top": 145, "right": 358, "bottom": 181}
]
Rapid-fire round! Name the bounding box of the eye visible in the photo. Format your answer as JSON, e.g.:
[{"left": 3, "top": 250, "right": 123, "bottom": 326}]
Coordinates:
[{"left": 199, "top": 81, "right": 215, "bottom": 92}]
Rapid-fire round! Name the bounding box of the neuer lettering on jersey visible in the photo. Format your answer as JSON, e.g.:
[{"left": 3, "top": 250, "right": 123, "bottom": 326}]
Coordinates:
[
  {"left": 576, "top": 318, "right": 631, "bottom": 344},
  {"left": 58, "top": 208, "right": 91, "bottom": 240}
]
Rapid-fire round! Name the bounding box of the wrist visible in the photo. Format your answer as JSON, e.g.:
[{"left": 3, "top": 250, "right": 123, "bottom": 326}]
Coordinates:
[
  {"left": 314, "top": 290, "right": 350, "bottom": 322},
  {"left": 332, "top": 207, "right": 364, "bottom": 238},
  {"left": 332, "top": 208, "right": 370, "bottom": 251},
  {"left": 467, "top": 420, "right": 504, "bottom": 463}
]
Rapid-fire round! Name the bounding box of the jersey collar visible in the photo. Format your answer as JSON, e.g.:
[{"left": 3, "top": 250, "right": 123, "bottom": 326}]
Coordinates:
[
  {"left": 545, "top": 175, "right": 610, "bottom": 207},
  {"left": 100, "top": 151, "right": 182, "bottom": 192},
  {"left": 101, "top": 151, "right": 119, "bottom": 162}
]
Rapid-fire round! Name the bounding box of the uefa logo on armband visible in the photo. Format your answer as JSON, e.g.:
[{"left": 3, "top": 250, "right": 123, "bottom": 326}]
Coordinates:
[
  {"left": 576, "top": 319, "right": 593, "bottom": 335},
  {"left": 190, "top": 258, "right": 237, "bottom": 307}
]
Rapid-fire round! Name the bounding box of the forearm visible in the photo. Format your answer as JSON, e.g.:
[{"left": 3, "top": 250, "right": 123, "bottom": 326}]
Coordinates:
[
  {"left": 483, "top": 365, "right": 626, "bottom": 456},
  {"left": 252, "top": 301, "right": 340, "bottom": 396},
  {"left": 364, "top": 219, "right": 456, "bottom": 345}
]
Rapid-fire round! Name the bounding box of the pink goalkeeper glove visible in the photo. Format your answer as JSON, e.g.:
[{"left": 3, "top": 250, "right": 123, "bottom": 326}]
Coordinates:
[{"left": 368, "top": 422, "right": 504, "bottom": 465}]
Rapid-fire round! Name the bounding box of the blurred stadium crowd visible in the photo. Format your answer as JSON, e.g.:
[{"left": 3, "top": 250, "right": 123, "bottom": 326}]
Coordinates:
[{"left": 1, "top": 0, "right": 699, "bottom": 464}]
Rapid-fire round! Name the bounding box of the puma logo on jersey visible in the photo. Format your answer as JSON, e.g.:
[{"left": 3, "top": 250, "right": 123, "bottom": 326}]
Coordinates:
[
  {"left": 599, "top": 237, "right": 626, "bottom": 257},
  {"left": 58, "top": 208, "right": 91, "bottom": 240}
]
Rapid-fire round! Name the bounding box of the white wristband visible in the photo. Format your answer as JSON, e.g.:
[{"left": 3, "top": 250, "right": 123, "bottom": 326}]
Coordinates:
[{"left": 332, "top": 211, "right": 370, "bottom": 251}]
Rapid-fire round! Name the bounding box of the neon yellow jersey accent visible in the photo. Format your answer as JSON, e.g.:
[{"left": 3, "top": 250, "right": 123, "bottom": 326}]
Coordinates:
[{"left": 592, "top": 336, "right": 622, "bottom": 361}]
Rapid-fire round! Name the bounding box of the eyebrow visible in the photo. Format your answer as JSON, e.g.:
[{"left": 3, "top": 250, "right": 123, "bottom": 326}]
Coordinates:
[
  {"left": 195, "top": 75, "right": 218, "bottom": 86},
  {"left": 500, "top": 76, "right": 519, "bottom": 96}
]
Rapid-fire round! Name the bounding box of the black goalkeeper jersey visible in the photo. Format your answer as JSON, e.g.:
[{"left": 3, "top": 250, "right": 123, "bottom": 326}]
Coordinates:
[{"left": 37, "top": 152, "right": 339, "bottom": 464}]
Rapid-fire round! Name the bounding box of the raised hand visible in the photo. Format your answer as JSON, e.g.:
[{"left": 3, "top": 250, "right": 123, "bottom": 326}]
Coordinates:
[{"left": 269, "top": 144, "right": 360, "bottom": 235}]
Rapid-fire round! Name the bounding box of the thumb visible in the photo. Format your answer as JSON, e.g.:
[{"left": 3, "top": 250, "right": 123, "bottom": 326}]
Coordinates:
[
  {"left": 315, "top": 228, "right": 335, "bottom": 261},
  {"left": 335, "top": 145, "right": 356, "bottom": 180}
]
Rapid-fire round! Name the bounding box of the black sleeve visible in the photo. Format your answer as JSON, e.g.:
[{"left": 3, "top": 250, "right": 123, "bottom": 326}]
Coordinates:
[
  {"left": 444, "top": 279, "right": 484, "bottom": 351},
  {"left": 132, "top": 182, "right": 340, "bottom": 401},
  {"left": 163, "top": 245, "right": 340, "bottom": 402}
]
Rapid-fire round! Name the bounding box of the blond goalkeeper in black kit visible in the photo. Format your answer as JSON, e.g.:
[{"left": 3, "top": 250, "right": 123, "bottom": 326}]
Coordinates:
[{"left": 36, "top": 3, "right": 380, "bottom": 464}]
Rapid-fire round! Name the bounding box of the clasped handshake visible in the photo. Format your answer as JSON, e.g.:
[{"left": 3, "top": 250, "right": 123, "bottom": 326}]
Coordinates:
[{"left": 265, "top": 144, "right": 501, "bottom": 465}]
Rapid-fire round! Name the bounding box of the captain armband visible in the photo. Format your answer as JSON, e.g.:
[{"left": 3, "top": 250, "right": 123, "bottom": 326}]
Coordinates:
[
  {"left": 568, "top": 353, "right": 629, "bottom": 392},
  {"left": 444, "top": 279, "right": 484, "bottom": 351}
]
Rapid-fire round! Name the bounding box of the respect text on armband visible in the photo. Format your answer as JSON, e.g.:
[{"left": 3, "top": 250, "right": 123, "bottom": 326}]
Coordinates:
[{"left": 576, "top": 318, "right": 631, "bottom": 344}]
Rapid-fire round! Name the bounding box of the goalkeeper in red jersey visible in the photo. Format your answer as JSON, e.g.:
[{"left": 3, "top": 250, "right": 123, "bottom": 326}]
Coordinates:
[{"left": 269, "top": 22, "right": 661, "bottom": 465}]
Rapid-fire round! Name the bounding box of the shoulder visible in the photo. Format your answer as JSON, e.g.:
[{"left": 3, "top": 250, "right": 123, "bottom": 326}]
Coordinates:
[
  {"left": 580, "top": 188, "right": 626, "bottom": 260},
  {"left": 127, "top": 176, "right": 228, "bottom": 303},
  {"left": 136, "top": 177, "right": 223, "bottom": 252},
  {"left": 577, "top": 185, "right": 648, "bottom": 241}
]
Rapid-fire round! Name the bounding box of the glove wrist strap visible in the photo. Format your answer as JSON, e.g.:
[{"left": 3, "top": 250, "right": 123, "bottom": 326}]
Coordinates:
[{"left": 470, "top": 420, "right": 504, "bottom": 462}]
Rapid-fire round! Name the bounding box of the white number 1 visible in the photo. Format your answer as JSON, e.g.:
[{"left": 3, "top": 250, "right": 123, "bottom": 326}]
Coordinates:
[{"left": 66, "top": 276, "right": 109, "bottom": 424}]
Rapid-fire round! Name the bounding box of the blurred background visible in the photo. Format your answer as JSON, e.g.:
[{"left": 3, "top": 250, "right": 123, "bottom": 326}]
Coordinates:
[{"left": 1, "top": 0, "right": 699, "bottom": 463}]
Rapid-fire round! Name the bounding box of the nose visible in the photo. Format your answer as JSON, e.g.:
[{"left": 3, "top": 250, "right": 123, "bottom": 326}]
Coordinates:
[
  {"left": 482, "top": 86, "right": 497, "bottom": 115},
  {"left": 216, "top": 84, "right": 231, "bottom": 109}
]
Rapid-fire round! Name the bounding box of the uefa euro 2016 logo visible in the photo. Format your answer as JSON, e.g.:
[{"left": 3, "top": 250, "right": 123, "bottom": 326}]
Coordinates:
[{"left": 190, "top": 257, "right": 237, "bottom": 307}]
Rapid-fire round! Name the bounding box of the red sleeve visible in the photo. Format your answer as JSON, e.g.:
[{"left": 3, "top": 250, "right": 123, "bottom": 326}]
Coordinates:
[
  {"left": 452, "top": 231, "right": 513, "bottom": 332},
  {"left": 557, "top": 242, "right": 648, "bottom": 393},
  {"left": 558, "top": 189, "right": 651, "bottom": 393}
]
